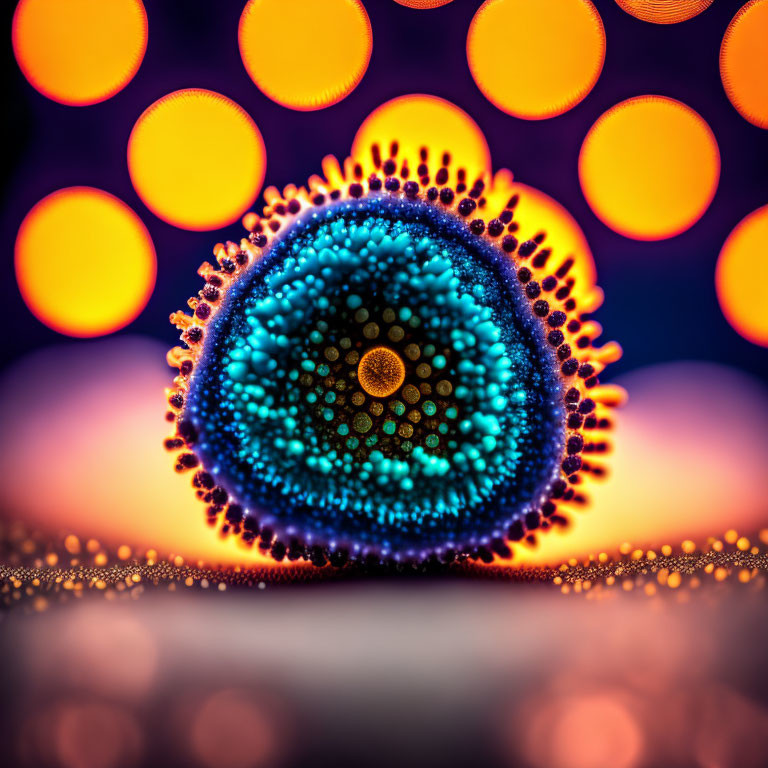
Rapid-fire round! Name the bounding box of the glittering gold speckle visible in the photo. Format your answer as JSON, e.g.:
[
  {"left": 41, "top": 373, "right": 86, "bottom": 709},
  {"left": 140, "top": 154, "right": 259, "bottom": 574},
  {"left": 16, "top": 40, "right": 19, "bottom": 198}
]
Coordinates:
[
  {"left": 398, "top": 422, "right": 414, "bottom": 438},
  {"left": 402, "top": 384, "right": 420, "bottom": 404}
]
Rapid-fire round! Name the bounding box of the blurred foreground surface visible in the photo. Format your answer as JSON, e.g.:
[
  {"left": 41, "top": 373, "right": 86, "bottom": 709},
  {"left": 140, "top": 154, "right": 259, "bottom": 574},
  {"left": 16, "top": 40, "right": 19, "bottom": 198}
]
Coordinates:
[{"left": 2, "top": 582, "right": 767, "bottom": 768}]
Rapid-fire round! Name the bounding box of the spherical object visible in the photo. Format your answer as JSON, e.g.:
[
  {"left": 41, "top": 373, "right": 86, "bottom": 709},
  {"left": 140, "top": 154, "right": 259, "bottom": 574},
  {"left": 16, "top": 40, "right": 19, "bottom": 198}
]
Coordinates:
[
  {"left": 720, "top": 0, "right": 768, "bottom": 129},
  {"left": 352, "top": 94, "right": 491, "bottom": 183},
  {"left": 467, "top": 0, "right": 605, "bottom": 120},
  {"left": 579, "top": 96, "right": 720, "bottom": 240},
  {"left": 358, "top": 347, "right": 406, "bottom": 397},
  {"left": 168, "top": 150, "right": 621, "bottom": 565},
  {"left": 12, "top": 0, "right": 147, "bottom": 105},
  {"left": 239, "top": 0, "right": 372, "bottom": 111},
  {"left": 15, "top": 187, "right": 155, "bottom": 337},
  {"left": 716, "top": 205, "right": 768, "bottom": 347},
  {"left": 128, "top": 89, "right": 266, "bottom": 231},
  {"left": 615, "top": 0, "right": 713, "bottom": 24},
  {"left": 184, "top": 198, "right": 563, "bottom": 558}
]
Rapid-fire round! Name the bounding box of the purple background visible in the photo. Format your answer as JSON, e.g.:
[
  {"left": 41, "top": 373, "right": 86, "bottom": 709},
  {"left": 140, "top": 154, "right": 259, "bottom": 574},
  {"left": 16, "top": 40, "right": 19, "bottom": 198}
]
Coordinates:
[{"left": 2, "top": 0, "right": 766, "bottom": 385}]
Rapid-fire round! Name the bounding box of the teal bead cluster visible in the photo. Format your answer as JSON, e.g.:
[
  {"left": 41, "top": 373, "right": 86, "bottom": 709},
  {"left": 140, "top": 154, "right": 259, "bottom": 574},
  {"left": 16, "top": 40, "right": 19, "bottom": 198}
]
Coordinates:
[{"left": 187, "top": 197, "right": 564, "bottom": 559}]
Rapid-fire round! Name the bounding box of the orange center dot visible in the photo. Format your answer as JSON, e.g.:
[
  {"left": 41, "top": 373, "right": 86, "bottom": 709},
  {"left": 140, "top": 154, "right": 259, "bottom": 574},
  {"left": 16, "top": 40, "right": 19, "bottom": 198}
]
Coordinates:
[
  {"left": 352, "top": 94, "right": 491, "bottom": 182},
  {"left": 128, "top": 89, "right": 266, "bottom": 231},
  {"left": 579, "top": 95, "right": 720, "bottom": 240},
  {"left": 239, "top": 0, "right": 372, "bottom": 111},
  {"left": 720, "top": 0, "right": 768, "bottom": 129},
  {"left": 467, "top": 0, "right": 605, "bottom": 120},
  {"left": 15, "top": 187, "right": 156, "bottom": 338},
  {"left": 12, "top": 0, "right": 147, "bottom": 106},
  {"left": 358, "top": 347, "right": 406, "bottom": 398}
]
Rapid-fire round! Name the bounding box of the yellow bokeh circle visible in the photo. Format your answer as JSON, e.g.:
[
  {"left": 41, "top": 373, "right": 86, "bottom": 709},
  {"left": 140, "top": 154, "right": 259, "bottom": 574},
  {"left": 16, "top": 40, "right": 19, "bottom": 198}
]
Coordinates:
[
  {"left": 484, "top": 174, "right": 596, "bottom": 290},
  {"left": 128, "top": 89, "right": 266, "bottom": 231},
  {"left": 716, "top": 205, "right": 768, "bottom": 347},
  {"left": 579, "top": 96, "right": 720, "bottom": 240},
  {"left": 467, "top": 0, "right": 605, "bottom": 120},
  {"left": 15, "top": 187, "right": 156, "bottom": 337},
  {"left": 12, "top": 0, "right": 147, "bottom": 106},
  {"left": 352, "top": 94, "right": 491, "bottom": 182},
  {"left": 615, "top": 0, "right": 713, "bottom": 24},
  {"left": 720, "top": 0, "right": 768, "bottom": 129},
  {"left": 239, "top": 0, "right": 372, "bottom": 111}
]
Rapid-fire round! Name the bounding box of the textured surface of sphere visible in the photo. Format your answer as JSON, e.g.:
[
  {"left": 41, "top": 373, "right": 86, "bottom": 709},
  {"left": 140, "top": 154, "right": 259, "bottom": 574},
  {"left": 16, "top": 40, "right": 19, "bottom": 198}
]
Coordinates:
[
  {"left": 167, "top": 150, "right": 621, "bottom": 567},
  {"left": 186, "top": 198, "right": 563, "bottom": 559}
]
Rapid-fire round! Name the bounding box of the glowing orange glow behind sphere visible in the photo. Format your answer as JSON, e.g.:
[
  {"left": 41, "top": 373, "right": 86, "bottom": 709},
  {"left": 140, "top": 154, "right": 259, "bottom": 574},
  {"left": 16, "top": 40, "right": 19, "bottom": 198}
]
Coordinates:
[
  {"left": 15, "top": 188, "right": 156, "bottom": 337},
  {"left": 716, "top": 205, "right": 768, "bottom": 347},
  {"left": 511, "top": 362, "right": 768, "bottom": 566},
  {"left": 579, "top": 96, "right": 720, "bottom": 240},
  {"left": 0, "top": 338, "right": 289, "bottom": 568},
  {"left": 720, "top": 0, "right": 768, "bottom": 129},
  {"left": 239, "top": 0, "right": 372, "bottom": 111},
  {"left": 615, "top": 0, "right": 714, "bottom": 24},
  {"left": 12, "top": 0, "right": 147, "bottom": 106},
  {"left": 467, "top": 0, "right": 605, "bottom": 120},
  {"left": 352, "top": 94, "right": 491, "bottom": 182},
  {"left": 484, "top": 172, "right": 597, "bottom": 291},
  {"left": 128, "top": 89, "right": 266, "bottom": 231}
]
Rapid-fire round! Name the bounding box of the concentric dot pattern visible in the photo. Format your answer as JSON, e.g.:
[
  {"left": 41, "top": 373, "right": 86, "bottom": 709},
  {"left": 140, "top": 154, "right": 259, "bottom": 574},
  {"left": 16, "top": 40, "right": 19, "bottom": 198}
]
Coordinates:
[
  {"left": 239, "top": 0, "right": 372, "bottom": 111},
  {"left": 720, "top": 0, "right": 768, "bottom": 129},
  {"left": 579, "top": 95, "right": 720, "bottom": 240},
  {"left": 186, "top": 198, "right": 565, "bottom": 559},
  {"left": 467, "top": 0, "right": 605, "bottom": 120},
  {"left": 12, "top": 0, "right": 147, "bottom": 106},
  {"left": 614, "top": 0, "right": 714, "bottom": 24},
  {"left": 128, "top": 89, "right": 266, "bottom": 231}
]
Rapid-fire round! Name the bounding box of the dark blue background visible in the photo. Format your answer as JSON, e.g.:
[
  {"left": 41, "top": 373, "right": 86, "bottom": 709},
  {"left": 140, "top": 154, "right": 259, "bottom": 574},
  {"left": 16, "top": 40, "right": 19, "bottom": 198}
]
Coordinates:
[{"left": 3, "top": 0, "right": 766, "bottom": 384}]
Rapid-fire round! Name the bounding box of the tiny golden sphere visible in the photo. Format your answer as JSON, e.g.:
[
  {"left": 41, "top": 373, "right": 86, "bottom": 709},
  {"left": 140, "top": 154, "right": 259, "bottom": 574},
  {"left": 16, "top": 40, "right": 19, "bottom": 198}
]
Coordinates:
[{"left": 358, "top": 346, "right": 406, "bottom": 398}]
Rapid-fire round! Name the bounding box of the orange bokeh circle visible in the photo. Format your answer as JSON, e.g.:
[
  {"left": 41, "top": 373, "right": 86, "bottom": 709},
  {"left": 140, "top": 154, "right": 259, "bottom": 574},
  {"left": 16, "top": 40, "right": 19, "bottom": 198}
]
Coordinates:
[
  {"left": 615, "top": 0, "right": 714, "bottom": 24},
  {"left": 467, "top": 0, "right": 605, "bottom": 120},
  {"left": 239, "top": 0, "right": 372, "bottom": 111},
  {"left": 716, "top": 205, "right": 768, "bottom": 347},
  {"left": 12, "top": 0, "right": 147, "bottom": 106},
  {"left": 393, "top": 0, "right": 454, "bottom": 7},
  {"left": 15, "top": 187, "right": 156, "bottom": 337},
  {"left": 579, "top": 96, "right": 720, "bottom": 240},
  {"left": 128, "top": 89, "right": 266, "bottom": 231},
  {"left": 352, "top": 94, "right": 491, "bottom": 182},
  {"left": 720, "top": 0, "right": 768, "bottom": 129}
]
